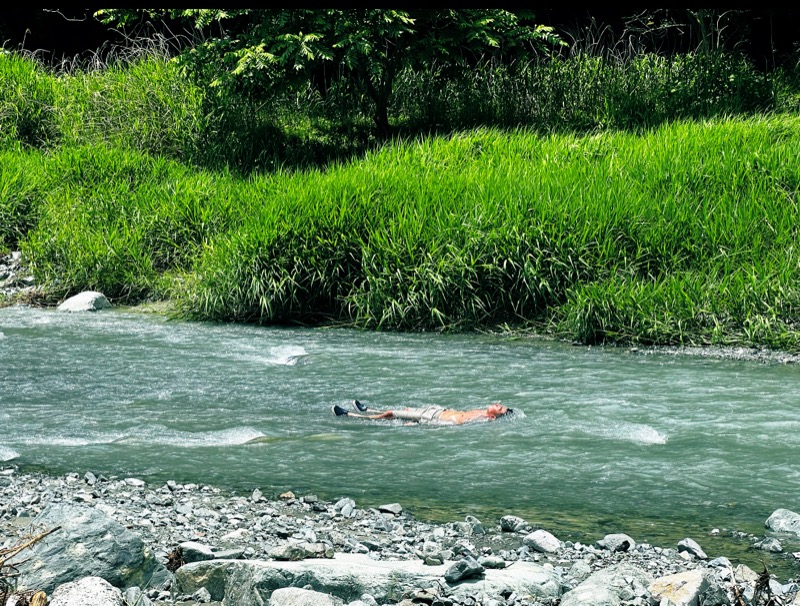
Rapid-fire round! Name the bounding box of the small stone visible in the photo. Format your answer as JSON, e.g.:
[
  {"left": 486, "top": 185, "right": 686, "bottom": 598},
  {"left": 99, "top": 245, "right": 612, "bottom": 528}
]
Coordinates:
[
  {"left": 677, "top": 537, "right": 707, "bottom": 560},
  {"left": 379, "top": 503, "right": 403, "bottom": 515},
  {"left": 444, "top": 556, "right": 485, "bottom": 583}
]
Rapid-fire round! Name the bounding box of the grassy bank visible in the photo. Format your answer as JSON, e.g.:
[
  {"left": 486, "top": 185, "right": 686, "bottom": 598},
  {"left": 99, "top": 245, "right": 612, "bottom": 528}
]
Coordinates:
[
  {"left": 2, "top": 48, "right": 800, "bottom": 349},
  {"left": 3, "top": 115, "right": 800, "bottom": 350}
]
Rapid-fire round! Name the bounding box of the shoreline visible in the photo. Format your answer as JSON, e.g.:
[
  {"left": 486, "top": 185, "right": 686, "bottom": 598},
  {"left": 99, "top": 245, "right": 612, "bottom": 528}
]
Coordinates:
[{"left": 2, "top": 466, "right": 800, "bottom": 605}]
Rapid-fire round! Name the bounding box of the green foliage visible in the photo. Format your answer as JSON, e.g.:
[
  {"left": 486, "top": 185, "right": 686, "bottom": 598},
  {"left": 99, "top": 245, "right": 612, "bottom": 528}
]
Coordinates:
[
  {"left": 95, "top": 9, "right": 564, "bottom": 135},
  {"left": 0, "top": 148, "right": 48, "bottom": 251},
  {"left": 0, "top": 53, "right": 58, "bottom": 148},
  {"left": 163, "top": 117, "right": 800, "bottom": 350},
  {"left": 54, "top": 54, "right": 205, "bottom": 160},
  {"left": 20, "top": 145, "right": 242, "bottom": 301}
]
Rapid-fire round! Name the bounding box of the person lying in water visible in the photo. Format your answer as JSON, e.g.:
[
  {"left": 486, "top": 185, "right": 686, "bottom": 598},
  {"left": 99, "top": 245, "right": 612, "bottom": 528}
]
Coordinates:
[{"left": 332, "top": 400, "right": 514, "bottom": 425}]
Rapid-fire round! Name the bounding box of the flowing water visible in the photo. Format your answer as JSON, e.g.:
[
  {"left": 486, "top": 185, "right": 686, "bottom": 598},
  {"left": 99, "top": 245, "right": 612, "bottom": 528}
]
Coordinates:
[{"left": 2, "top": 305, "right": 799, "bottom": 576}]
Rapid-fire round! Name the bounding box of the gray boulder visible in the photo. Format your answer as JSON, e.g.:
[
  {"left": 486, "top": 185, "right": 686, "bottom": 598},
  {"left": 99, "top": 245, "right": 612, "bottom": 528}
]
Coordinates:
[
  {"left": 444, "top": 556, "right": 484, "bottom": 583},
  {"left": 180, "top": 541, "right": 216, "bottom": 563},
  {"left": 175, "top": 553, "right": 562, "bottom": 604},
  {"left": 57, "top": 291, "right": 111, "bottom": 312},
  {"left": 49, "top": 576, "right": 124, "bottom": 606},
  {"left": 560, "top": 563, "right": 652, "bottom": 606},
  {"left": 766, "top": 508, "right": 800, "bottom": 537},
  {"left": 16, "top": 503, "right": 171, "bottom": 594}
]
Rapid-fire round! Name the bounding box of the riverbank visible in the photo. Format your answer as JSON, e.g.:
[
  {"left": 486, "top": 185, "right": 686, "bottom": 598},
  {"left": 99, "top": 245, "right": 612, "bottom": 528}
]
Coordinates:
[
  {"left": 2, "top": 466, "right": 799, "bottom": 605},
  {"left": 5, "top": 114, "right": 800, "bottom": 350}
]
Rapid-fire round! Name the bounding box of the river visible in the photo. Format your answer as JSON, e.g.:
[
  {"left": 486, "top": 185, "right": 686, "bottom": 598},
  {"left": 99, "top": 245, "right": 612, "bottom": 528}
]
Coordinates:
[{"left": 1, "top": 305, "right": 799, "bottom": 575}]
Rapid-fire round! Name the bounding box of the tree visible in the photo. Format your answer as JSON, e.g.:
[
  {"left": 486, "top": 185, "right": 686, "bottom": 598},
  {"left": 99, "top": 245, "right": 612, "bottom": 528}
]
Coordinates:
[{"left": 96, "top": 9, "right": 564, "bottom": 135}]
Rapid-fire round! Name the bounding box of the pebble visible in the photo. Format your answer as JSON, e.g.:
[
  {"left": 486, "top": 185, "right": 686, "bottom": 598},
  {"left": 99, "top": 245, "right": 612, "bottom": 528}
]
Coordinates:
[{"left": 2, "top": 465, "right": 798, "bottom": 606}]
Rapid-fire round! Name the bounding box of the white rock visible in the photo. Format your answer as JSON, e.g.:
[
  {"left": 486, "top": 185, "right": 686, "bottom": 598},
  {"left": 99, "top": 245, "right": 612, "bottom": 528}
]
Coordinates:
[
  {"left": 57, "top": 291, "right": 111, "bottom": 312},
  {"left": 650, "top": 569, "right": 710, "bottom": 606},
  {"left": 269, "top": 587, "right": 343, "bottom": 606},
  {"left": 766, "top": 508, "right": 800, "bottom": 537},
  {"left": 49, "top": 576, "right": 123, "bottom": 606},
  {"left": 522, "top": 529, "right": 563, "bottom": 553}
]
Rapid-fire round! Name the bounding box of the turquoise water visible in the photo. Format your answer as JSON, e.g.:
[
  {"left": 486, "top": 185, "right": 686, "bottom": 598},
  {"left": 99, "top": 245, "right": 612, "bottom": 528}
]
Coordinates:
[{"left": 2, "top": 305, "right": 799, "bottom": 575}]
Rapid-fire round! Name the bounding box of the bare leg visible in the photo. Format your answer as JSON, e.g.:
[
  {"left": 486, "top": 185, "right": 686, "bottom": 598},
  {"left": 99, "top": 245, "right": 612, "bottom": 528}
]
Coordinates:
[{"left": 346, "top": 410, "right": 395, "bottom": 420}]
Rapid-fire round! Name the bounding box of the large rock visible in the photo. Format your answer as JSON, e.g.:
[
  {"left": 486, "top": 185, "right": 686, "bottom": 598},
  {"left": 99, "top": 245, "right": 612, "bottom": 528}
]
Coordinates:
[
  {"left": 560, "top": 563, "right": 652, "bottom": 606},
  {"left": 16, "top": 503, "right": 171, "bottom": 594},
  {"left": 649, "top": 569, "right": 710, "bottom": 606},
  {"left": 57, "top": 291, "right": 111, "bottom": 312},
  {"left": 766, "top": 508, "right": 800, "bottom": 537},
  {"left": 49, "top": 576, "right": 124, "bottom": 606},
  {"left": 174, "top": 553, "right": 562, "bottom": 604}
]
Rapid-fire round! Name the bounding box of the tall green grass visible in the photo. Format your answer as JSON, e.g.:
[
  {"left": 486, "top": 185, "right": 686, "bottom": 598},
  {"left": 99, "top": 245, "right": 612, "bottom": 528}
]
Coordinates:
[
  {"left": 3, "top": 48, "right": 800, "bottom": 349},
  {"left": 18, "top": 145, "right": 243, "bottom": 300},
  {"left": 5, "top": 116, "right": 800, "bottom": 349},
  {"left": 166, "top": 116, "right": 800, "bottom": 349}
]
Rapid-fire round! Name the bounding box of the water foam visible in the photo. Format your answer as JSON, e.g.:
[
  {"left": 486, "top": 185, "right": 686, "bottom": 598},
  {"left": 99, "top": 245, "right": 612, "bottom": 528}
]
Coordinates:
[
  {"left": 19, "top": 426, "right": 268, "bottom": 448},
  {"left": 113, "top": 426, "right": 269, "bottom": 447},
  {"left": 0, "top": 446, "right": 20, "bottom": 462},
  {"left": 580, "top": 421, "right": 668, "bottom": 445},
  {"left": 234, "top": 345, "right": 308, "bottom": 366}
]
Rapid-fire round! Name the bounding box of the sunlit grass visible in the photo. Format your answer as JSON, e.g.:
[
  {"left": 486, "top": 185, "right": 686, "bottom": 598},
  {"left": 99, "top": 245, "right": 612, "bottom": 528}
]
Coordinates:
[{"left": 3, "top": 48, "right": 800, "bottom": 349}]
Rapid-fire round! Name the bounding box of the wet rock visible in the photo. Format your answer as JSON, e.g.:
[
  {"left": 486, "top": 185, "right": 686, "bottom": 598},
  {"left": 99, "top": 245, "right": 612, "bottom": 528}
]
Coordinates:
[
  {"left": 754, "top": 537, "right": 783, "bottom": 552},
  {"left": 57, "top": 291, "right": 112, "bottom": 312},
  {"left": 766, "top": 508, "right": 800, "bottom": 537},
  {"left": 49, "top": 576, "right": 124, "bottom": 606}
]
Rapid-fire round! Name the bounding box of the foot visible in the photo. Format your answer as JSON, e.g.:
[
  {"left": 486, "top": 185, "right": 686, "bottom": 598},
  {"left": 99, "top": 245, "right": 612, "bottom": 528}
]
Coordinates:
[
  {"left": 353, "top": 400, "right": 369, "bottom": 412},
  {"left": 332, "top": 404, "right": 349, "bottom": 416}
]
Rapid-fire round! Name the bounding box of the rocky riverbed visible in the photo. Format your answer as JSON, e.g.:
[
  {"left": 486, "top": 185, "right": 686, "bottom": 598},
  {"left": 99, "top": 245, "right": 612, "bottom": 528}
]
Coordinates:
[{"left": 2, "top": 466, "right": 800, "bottom": 606}]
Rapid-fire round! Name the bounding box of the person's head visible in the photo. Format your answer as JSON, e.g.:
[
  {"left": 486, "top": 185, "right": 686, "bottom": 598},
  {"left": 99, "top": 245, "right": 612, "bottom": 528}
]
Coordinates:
[{"left": 487, "top": 403, "right": 511, "bottom": 418}]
